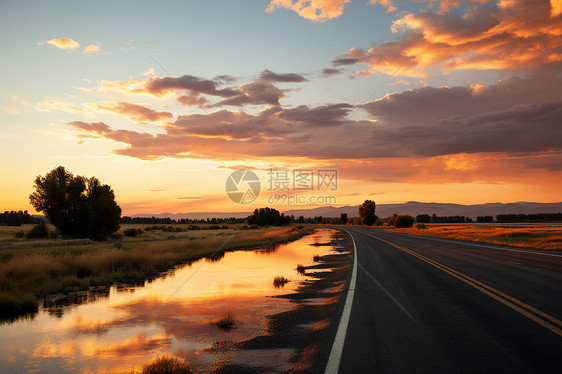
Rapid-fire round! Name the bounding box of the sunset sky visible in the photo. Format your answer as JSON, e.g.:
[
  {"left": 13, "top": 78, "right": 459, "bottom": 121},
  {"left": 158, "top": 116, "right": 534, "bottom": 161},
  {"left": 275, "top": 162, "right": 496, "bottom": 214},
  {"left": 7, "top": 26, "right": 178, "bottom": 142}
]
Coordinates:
[{"left": 1, "top": 0, "right": 561, "bottom": 215}]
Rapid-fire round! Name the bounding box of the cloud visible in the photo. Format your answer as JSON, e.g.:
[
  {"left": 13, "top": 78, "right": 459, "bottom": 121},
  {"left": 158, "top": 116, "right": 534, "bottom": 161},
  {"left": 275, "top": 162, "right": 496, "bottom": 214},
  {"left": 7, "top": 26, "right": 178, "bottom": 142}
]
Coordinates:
[
  {"left": 278, "top": 103, "right": 353, "bottom": 127},
  {"left": 259, "top": 69, "right": 308, "bottom": 82},
  {"left": 69, "top": 72, "right": 562, "bottom": 167},
  {"left": 97, "top": 74, "right": 294, "bottom": 108},
  {"left": 335, "top": 0, "right": 562, "bottom": 76},
  {"left": 368, "top": 0, "right": 396, "bottom": 12},
  {"left": 33, "top": 99, "right": 85, "bottom": 113},
  {"left": 141, "top": 68, "right": 155, "bottom": 76},
  {"left": 213, "top": 75, "right": 237, "bottom": 84},
  {"left": 82, "top": 44, "right": 99, "bottom": 54},
  {"left": 45, "top": 37, "right": 80, "bottom": 50},
  {"left": 320, "top": 68, "right": 343, "bottom": 76},
  {"left": 265, "top": 0, "right": 350, "bottom": 22},
  {"left": 140, "top": 75, "right": 239, "bottom": 98},
  {"left": 95, "top": 102, "right": 173, "bottom": 122},
  {"left": 210, "top": 80, "right": 285, "bottom": 107}
]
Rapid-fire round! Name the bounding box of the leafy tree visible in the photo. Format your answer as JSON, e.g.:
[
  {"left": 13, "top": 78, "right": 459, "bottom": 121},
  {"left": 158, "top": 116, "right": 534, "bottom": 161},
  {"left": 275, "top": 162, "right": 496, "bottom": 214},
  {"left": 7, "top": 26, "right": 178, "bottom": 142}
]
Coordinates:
[
  {"left": 416, "top": 214, "right": 431, "bottom": 223},
  {"left": 29, "top": 166, "right": 121, "bottom": 241},
  {"left": 340, "top": 213, "right": 348, "bottom": 225},
  {"left": 394, "top": 214, "right": 414, "bottom": 228},
  {"left": 358, "top": 200, "right": 377, "bottom": 226},
  {"left": 247, "top": 207, "right": 289, "bottom": 226}
]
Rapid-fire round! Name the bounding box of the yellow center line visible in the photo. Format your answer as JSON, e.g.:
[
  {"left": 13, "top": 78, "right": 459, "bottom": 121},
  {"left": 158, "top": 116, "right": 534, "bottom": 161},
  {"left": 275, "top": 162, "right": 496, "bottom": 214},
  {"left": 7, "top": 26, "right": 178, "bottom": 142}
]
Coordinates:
[{"left": 359, "top": 230, "right": 562, "bottom": 337}]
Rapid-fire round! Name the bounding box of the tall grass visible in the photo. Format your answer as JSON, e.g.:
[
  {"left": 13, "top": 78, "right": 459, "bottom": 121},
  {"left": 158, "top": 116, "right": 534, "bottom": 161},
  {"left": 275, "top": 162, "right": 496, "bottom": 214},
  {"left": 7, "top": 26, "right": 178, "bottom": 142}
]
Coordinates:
[
  {"left": 131, "top": 355, "right": 192, "bottom": 374},
  {"left": 0, "top": 226, "right": 313, "bottom": 318},
  {"left": 211, "top": 311, "right": 236, "bottom": 330}
]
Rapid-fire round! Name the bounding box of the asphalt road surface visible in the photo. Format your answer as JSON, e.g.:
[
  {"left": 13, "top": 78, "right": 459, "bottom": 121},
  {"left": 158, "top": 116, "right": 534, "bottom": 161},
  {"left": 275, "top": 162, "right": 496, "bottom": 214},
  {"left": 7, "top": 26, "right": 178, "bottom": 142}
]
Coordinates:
[{"left": 325, "top": 227, "right": 562, "bottom": 374}]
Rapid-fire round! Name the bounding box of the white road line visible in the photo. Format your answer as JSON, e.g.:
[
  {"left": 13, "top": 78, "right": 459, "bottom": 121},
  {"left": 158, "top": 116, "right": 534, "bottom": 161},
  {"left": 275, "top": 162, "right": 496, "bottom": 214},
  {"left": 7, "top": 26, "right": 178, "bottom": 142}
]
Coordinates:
[
  {"left": 325, "top": 229, "right": 358, "bottom": 374},
  {"left": 358, "top": 228, "right": 562, "bottom": 259}
]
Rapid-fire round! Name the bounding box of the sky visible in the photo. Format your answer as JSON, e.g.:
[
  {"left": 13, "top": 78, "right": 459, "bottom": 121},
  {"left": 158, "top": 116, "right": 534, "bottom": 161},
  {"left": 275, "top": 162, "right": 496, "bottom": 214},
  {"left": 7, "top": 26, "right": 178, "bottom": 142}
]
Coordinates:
[{"left": 1, "top": 0, "right": 561, "bottom": 215}]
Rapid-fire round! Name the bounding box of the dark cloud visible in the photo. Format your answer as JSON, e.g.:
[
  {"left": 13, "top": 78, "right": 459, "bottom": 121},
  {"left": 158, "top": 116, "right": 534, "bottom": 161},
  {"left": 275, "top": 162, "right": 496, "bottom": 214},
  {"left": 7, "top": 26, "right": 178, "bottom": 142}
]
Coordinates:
[
  {"left": 210, "top": 80, "right": 285, "bottom": 107},
  {"left": 320, "top": 68, "right": 343, "bottom": 76},
  {"left": 141, "top": 75, "right": 239, "bottom": 98},
  {"left": 213, "top": 75, "right": 237, "bottom": 84},
  {"left": 96, "top": 102, "right": 172, "bottom": 122},
  {"left": 278, "top": 103, "right": 353, "bottom": 127},
  {"left": 259, "top": 69, "right": 308, "bottom": 83},
  {"left": 362, "top": 74, "right": 562, "bottom": 127},
  {"left": 70, "top": 76, "right": 562, "bottom": 172},
  {"left": 332, "top": 57, "right": 360, "bottom": 66}
]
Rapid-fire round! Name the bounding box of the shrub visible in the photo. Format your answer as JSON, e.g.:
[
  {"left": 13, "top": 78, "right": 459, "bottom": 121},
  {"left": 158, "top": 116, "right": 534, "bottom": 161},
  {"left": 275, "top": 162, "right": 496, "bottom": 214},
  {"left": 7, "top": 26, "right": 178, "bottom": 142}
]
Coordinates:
[
  {"left": 26, "top": 222, "right": 49, "bottom": 239},
  {"left": 375, "top": 219, "right": 383, "bottom": 226},
  {"left": 415, "top": 223, "right": 427, "bottom": 229},
  {"left": 212, "top": 312, "right": 236, "bottom": 330},
  {"left": 394, "top": 214, "right": 414, "bottom": 228},
  {"left": 273, "top": 276, "right": 289, "bottom": 287},
  {"left": 123, "top": 228, "right": 143, "bottom": 237},
  {"left": 296, "top": 264, "right": 306, "bottom": 275},
  {"left": 139, "top": 355, "right": 192, "bottom": 374},
  {"left": 14, "top": 231, "right": 25, "bottom": 239}
]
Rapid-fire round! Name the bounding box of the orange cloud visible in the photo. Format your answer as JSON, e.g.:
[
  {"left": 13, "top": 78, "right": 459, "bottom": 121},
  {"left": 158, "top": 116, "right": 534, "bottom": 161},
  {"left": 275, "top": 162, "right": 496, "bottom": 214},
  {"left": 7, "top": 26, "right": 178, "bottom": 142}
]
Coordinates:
[
  {"left": 82, "top": 44, "right": 99, "bottom": 54},
  {"left": 95, "top": 102, "right": 173, "bottom": 123},
  {"left": 335, "top": 0, "right": 562, "bottom": 76},
  {"left": 33, "top": 99, "right": 85, "bottom": 113},
  {"left": 266, "top": 0, "right": 350, "bottom": 22},
  {"left": 369, "top": 0, "right": 396, "bottom": 12},
  {"left": 46, "top": 37, "right": 80, "bottom": 50}
]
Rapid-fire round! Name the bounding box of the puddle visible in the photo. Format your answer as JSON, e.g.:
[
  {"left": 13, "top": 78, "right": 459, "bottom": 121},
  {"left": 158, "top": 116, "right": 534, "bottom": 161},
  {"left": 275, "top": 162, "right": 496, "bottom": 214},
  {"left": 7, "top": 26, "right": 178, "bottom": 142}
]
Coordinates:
[{"left": 0, "top": 229, "right": 337, "bottom": 373}]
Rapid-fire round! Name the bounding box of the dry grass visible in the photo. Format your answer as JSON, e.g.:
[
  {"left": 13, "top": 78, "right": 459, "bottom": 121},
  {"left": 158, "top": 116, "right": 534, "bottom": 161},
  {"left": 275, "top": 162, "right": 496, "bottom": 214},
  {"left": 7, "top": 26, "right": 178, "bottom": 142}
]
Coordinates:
[
  {"left": 131, "top": 355, "right": 192, "bottom": 374},
  {"left": 373, "top": 223, "right": 562, "bottom": 250},
  {"left": 211, "top": 312, "right": 236, "bottom": 330},
  {"left": 0, "top": 226, "right": 313, "bottom": 318}
]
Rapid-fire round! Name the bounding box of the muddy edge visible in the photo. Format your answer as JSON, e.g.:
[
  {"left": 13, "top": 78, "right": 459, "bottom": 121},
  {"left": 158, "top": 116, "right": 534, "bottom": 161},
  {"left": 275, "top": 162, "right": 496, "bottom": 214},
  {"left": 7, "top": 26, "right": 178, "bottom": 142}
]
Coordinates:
[{"left": 208, "top": 228, "right": 354, "bottom": 374}]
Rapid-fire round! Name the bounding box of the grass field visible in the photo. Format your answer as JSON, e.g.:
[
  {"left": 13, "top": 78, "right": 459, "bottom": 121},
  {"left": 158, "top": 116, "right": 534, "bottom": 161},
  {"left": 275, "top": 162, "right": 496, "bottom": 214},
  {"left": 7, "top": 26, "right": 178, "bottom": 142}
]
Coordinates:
[
  {"left": 0, "top": 224, "right": 313, "bottom": 319},
  {"left": 375, "top": 222, "right": 562, "bottom": 250}
]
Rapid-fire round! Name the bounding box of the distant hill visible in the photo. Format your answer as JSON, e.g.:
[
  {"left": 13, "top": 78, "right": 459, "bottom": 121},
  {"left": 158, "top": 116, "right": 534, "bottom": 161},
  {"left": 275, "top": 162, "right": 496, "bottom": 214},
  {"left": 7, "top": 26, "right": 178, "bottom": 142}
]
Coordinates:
[
  {"left": 131, "top": 201, "right": 562, "bottom": 220},
  {"left": 284, "top": 201, "right": 562, "bottom": 220}
]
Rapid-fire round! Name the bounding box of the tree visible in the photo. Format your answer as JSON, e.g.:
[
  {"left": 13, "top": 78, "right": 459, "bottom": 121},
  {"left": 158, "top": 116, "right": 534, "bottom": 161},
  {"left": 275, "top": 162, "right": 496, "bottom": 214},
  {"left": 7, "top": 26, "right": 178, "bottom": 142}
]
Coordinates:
[
  {"left": 416, "top": 214, "right": 431, "bottom": 223},
  {"left": 394, "top": 214, "right": 414, "bottom": 228},
  {"left": 340, "top": 213, "right": 348, "bottom": 225},
  {"left": 247, "top": 207, "right": 289, "bottom": 226},
  {"left": 30, "top": 166, "right": 121, "bottom": 241},
  {"left": 358, "top": 200, "right": 377, "bottom": 226}
]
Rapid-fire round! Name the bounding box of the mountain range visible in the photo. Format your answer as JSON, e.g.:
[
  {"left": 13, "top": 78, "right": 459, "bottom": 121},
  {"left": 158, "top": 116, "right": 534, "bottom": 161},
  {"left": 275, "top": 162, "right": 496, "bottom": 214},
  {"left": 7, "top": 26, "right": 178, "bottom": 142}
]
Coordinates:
[{"left": 131, "top": 201, "right": 562, "bottom": 220}]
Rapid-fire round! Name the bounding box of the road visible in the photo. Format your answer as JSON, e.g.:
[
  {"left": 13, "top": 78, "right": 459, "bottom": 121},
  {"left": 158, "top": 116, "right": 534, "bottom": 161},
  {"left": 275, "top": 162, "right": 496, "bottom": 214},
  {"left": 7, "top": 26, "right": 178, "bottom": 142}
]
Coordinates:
[{"left": 325, "top": 227, "right": 562, "bottom": 373}]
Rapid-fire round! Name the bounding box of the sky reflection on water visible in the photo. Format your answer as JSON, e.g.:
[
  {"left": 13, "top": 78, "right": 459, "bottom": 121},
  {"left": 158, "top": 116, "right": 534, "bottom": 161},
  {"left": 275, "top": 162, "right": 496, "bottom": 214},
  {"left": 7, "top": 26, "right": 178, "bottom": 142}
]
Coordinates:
[{"left": 0, "top": 229, "right": 336, "bottom": 373}]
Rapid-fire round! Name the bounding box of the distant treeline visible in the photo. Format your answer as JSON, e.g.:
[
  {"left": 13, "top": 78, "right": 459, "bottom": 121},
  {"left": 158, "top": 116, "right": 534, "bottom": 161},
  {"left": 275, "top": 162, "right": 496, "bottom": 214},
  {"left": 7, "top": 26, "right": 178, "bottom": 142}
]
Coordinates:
[
  {"left": 416, "top": 214, "right": 473, "bottom": 223},
  {"left": 495, "top": 213, "right": 562, "bottom": 222},
  {"left": 0, "top": 211, "right": 43, "bottom": 226},
  {"left": 121, "top": 216, "right": 246, "bottom": 225}
]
